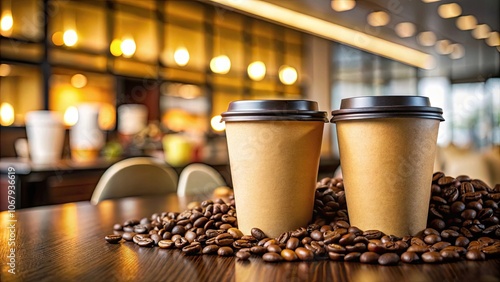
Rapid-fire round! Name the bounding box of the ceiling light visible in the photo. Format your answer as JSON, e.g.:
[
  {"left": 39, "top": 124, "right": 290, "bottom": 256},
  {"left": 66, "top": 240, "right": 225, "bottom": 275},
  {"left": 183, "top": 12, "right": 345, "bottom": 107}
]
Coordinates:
[
  {"left": 110, "top": 39, "right": 122, "bottom": 57},
  {"left": 437, "top": 3, "right": 461, "bottom": 19},
  {"left": 0, "top": 102, "right": 15, "bottom": 126},
  {"left": 63, "top": 29, "right": 78, "bottom": 46},
  {"left": 395, "top": 22, "right": 416, "bottom": 38},
  {"left": 367, "top": 11, "right": 390, "bottom": 27},
  {"left": 449, "top": 43, "right": 464, "bottom": 59},
  {"left": 71, "top": 74, "right": 87, "bottom": 88},
  {"left": 472, "top": 24, "right": 491, "bottom": 39},
  {"left": 210, "top": 0, "right": 435, "bottom": 69},
  {"left": 435, "top": 39, "right": 452, "bottom": 54},
  {"left": 417, "top": 31, "right": 437, "bottom": 47},
  {"left": 486, "top": 32, "right": 500, "bottom": 47},
  {"left": 1, "top": 10, "right": 13, "bottom": 33},
  {"left": 211, "top": 115, "right": 226, "bottom": 132},
  {"left": 52, "top": 31, "right": 64, "bottom": 46},
  {"left": 174, "top": 47, "right": 190, "bottom": 66},
  {"left": 64, "top": 106, "right": 79, "bottom": 126},
  {"left": 121, "top": 37, "right": 136, "bottom": 58},
  {"left": 279, "top": 65, "right": 298, "bottom": 85},
  {"left": 456, "top": 15, "right": 477, "bottom": 30},
  {"left": 210, "top": 55, "right": 231, "bottom": 74},
  {"left": 331, "top": 0, "right": 356, "bottom": 12},
  {"left": 247, "top": 61, "right": 266, "bottom": 81}
]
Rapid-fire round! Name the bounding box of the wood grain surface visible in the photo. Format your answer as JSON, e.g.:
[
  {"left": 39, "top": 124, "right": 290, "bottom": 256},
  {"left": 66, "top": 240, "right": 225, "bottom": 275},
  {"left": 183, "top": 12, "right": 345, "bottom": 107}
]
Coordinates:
[{"left": 1, "top": 195, "right": 499, "bottom": 282}]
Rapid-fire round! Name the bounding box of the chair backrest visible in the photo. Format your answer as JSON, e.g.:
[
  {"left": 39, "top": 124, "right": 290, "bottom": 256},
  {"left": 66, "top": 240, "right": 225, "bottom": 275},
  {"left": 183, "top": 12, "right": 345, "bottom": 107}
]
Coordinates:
[
  {"left": 90, "top": 157, "right": 178, "bottom": 205},
  {"left": 177, "top": 163, "right": 226, "bottom": 197}
]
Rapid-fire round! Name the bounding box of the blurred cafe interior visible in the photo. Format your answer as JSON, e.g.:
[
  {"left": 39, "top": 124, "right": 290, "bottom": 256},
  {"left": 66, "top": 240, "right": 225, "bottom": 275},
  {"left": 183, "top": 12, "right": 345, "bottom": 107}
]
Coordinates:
[{"left": 0, "top": 0, "right": 499, "bottom": 209}]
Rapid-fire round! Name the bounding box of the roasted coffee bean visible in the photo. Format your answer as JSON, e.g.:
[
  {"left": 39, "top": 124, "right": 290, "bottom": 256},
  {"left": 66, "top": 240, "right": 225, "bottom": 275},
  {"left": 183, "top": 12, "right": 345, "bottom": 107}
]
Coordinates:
[
  {"left": 105, "top": 234, "right": 122, "bottom": 244},
  {"left": 250, "top": 246, "right": 268, "bottom": 255},
  {"left": 465, "top": 249, "right": 486, "bottom": 261},
  {"left": 455, "top": 236, "right": 470, "bottom": 247},
  {"left": 348, "top": 226, "right": 363, "bottom": 236},
  {"left": 344, "top": 252, "right": 361, "bottom": 262},
  {"left": 158, "top": 240, "right": 175, "bottom": 249},
  {"left": 432, "top": 172, "right": 445, "bottom": 182},
  {"left": 202, "top": 244, "right": 219, "bottom": 254},
  {"left": 424, "top": 234, "right": 441, "bottom": 245},
  {"left": 150, "top": 234, "right": 161, "bottom": 245},
  {"left": 461, "top": 209, "right": 477, "bottom": 220},
  {"left": 429, "top": 219, "right": 446, "bottom": 231},
  {"left": 421, "top": 252, "right": 443, "bottom": 263},
  {"left": 113, "top": 223, "right": 123, "bottom": 231},
  {"left": 263, "top": 239, "right": 277, "bottom": 248},
  {"left": 431, "top": 241, "right": 451, "bottom": 251},
  {"left": 424, "top": 228, "right": 440, "bottom": 236},
  {"left": 481, "top": 244, "right": 500, "bottom": 256},
  {"left": 267, "top": 244, "right": 282, "bottom": 253},
  {"left": 359, "top": 252, "right": 379, "bottom": 264},
  {"left": 175, "top": 237, "right": 189, "bottom": 249},
  {"left": 339, "top": 233, "right": 356, "bottom": 246},
  {"left": 184, "top": 231, "right": 197, "bottom": 243},
  {"left": 277, "top": 232, "right": 291, "bottom": 244},
  {"left": 410, "top": 237, "right": 426, "bottom": 246},
  {"left": 263, "top": 252, "right": 283, "bottom": 262},
  {"left": 328, "top": 252, "right": 345, "bottom": 261},
  {"left": 440, "top": 250, "right": 459, "bottom": 261},
  {"left": 137, "top": 237, "right": 154, "bottom": 247},
  {"left": 233, "top": 239, "right": 252, "bottom": 249},
  {"left": 251, "top": 228, "right": 267, "bottom": 240},
  {"left": 236, "top": 250, "right": 251, "bottom": 260},
  {"left": 310, "top": 230, "right": 323, "bottom": 241},
  {"left": 215, "top": 233, "right": 234, "bottom": 246},
  {"left": 407, "top": 245, "right": 430, "bottom": 254},
  {"left": 281, "top": 249, "right": 298, "bottom": 261},
  {"left": 122, "top": 232, "right": 136, "bottom": 241},
  {"left": 378, "top": 253, "right": 400, "bottom": 266},
  {"left": 362, "top": 230, "right": 383, "bottom": 240},
  {"left": 301, "top": 237, "right": 312, "bottom": 245},
  {"left": 193, "top": 217, "right": 209, "bottom": 228},
  {"left": 182, "top": 242, "right": 202, "bottom": 255},
  {"left": 295, "top": 247, "right": 314, "bottom": 261},
  {"left": 451, "top": 201, "right": 466, "bottom": 213},
  {"left": 171, "top": 225, "right": 186, "bottom": 236},
  {"left": 441, "top": 229, "right": 460, "bottom": 240},
  {"left": 291, "top": 227, "right": 308, "bottom": 238},
  {"left": 346, "top": 243, "right": 366, "bottom": 253},
  {"left": 400, "top": 251, "right": 420, "bottom": 263},
  {"left": 286, "top": 237, "right": 300, "bottom": 250},
  {"left": 217, "top": 246, "right": 234, "bottom": 256},
  {"left": 133, "top": 234, "right": 150, "bottom": 244}
]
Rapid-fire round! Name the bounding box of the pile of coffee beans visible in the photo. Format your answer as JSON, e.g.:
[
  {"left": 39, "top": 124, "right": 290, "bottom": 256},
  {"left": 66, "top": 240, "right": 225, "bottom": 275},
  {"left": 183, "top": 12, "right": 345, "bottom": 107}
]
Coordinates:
[{"left": 106, "top": 172, "right": 500, "bottom": 265}]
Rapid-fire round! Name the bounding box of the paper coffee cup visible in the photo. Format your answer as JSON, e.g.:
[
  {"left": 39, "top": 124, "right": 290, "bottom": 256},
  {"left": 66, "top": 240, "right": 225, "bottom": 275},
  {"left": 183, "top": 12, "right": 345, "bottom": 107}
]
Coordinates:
[
  {"left": 25, "top": 111, "right": 65, "bottom": 164},
  {"left": 70, "top": 103, "right": 104, "bottom": 162},
  {"left": 221, "top": 100, "right": 328, "bottom": 238},
  {"left": 331, "top": 96, "right": 444, "bottom": 237}
]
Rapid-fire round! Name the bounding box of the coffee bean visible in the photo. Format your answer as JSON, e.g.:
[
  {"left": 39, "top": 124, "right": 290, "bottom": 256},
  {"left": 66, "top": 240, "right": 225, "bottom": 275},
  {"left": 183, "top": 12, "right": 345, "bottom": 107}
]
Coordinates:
[
  {"left": 184, "top": 231, "right": 197, "bottom": 243},
  {"left": 339, "top": 233, "right": 356, "bottom": 246},
  {"left": 359, "top": 252, "right": 379, "bottom": 264},
  {"left": 455, "top": 236, "right": 470, "bottom": 247},
  {"left": 158, "top": 240, "right": 175, "bottom": 249},
  {"left": 105, "top": 234, "right": 122, "bottom": 244},
  {"left": 150, "top": 234, "right": 161, "bottom": 245},
  {"left": 281, "top": 249, "right": 298, "bottom": 261},
  {"left": 400, "top": 251, "right": 420, "bottom": 263},
  {"left": 295, "top": 247, "right": 314, "bottom": 261},
  {"left": 215, "top": 233, "right": 234, "bottom": 246},
  {"left": 440, "top": 250, "right": 459, "bottom": 261},
  {"left": 407, "top": 245, "right": 430, "bottom": 254},
  {"left": 171, "top": 225, "right": 186, "bottom": 236},
  {"left": 310, "top": 230, "right": 323, "bottom": 241},
  {"left": 326, "top": 244, "right": 346, "bottom": 254},
  {"left": 233, "top": 239, "right": 252, "bottom": 249},
  {"left": 421, "top": 252, "right": 443, "bottom": 263},
  {"left": 431, "top": 241, "right": 451, "bottom": 251},
  {"left": 263, "top": 252, "right": 283, "bottom": 262},
  {"left": 481, "top": 243, "right": 500, "bottom": 256},
  {"left": 344, "top": 252, "right": 361, "bottom": 262},
  {"left": 465, "top": 249, "right": 486, "bottom": 261},
  {"left": 328, "top": 252, "right": 345, "bottom": 261},
  {"left": 267, "top": 244, "right": 282, "bottom": 253},
  {"left": 430, "top": 219, "right": 446, "bottom": 231},
  {"left": 362, "top": 230, "right": 383, "bottom": 240},
  {"left": 286, "top": 237, "right": 300, "bottom": 250},
  {"left": 122, "top": 232, "right": 136, "bottom": 241},
  {"left": 202, "top": 245, "right": 219, "bottom": 254},
  {"left": 346, "top": 243, "right": 367, "bottom": 253},
  {"left": 236, "top": 250, "right": 251, "bottom": 260},
  {"left": 424, "top": 234, "right": 441, "bottom": 245},
  {"left": 378, "top": 253, "right": 400, "bottom": 265},
  {"left": 218, "top": 246, "right": 234, "bottom": 256},
  {"left": 461, "top": 209, "right": 477, "bottom": 220},
  {"left": 182, "top": 242, "right": 201, "bottom": 255},
  {"left": 450, "top": 201, "right": 466, "bottom": 214},
  {"left": 137, "top": 237, "right": 154, "bottom": 247},
  {"left": 250, "top": 246, "right": 268, "bottom": 255},
  {"left": 251, "top": 228, "right": 267, "bottom": 240}
]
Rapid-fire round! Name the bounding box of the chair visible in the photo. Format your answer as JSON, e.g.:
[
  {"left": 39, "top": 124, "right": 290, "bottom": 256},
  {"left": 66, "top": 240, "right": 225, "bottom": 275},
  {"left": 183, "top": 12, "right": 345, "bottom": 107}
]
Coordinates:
[
  {"left": 177, "top": 163, "right": 226, "bottom": 197},
  {"left": 90, "top": 157, "right": 178, "bottom": 205}
]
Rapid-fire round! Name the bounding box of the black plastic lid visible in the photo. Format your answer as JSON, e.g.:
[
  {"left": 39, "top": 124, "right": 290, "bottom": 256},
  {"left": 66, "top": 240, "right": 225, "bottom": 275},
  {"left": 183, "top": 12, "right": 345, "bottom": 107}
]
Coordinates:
[
  {"left": 221, "top": 100, "right": 328, "bottom": 122},
  {"left": 331, "top": 96, "right": 444, "bottom": 122}
]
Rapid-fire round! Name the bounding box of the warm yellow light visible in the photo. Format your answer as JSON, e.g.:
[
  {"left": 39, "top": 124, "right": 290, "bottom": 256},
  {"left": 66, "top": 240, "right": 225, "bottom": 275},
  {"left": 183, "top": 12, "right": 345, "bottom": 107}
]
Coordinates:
[
  {"left": 121, "top": 37, "right": 136, "bottom": 58},
  {"left": 174, "top": 47, "right": 190, "bottom": 66},
  {"left": 330, "top": 0, "right": 355, "bottom": 12},
  {"left": 435, "top": 39, "right": 452, "bottom": 55},
  {"left": 210, "top": 55, "right": 231, "bottom": 74},
  {"left": 456, "top": 15, "right": 477, "bottom": 31},
  {"left": 1, "top": 11, "right": 13, "bottom": 33},
  {"left": 210, "top": 0, "right": 435, "bottom": 69},
  {"left": 367, "top": 11, "right": 390, "bottom": 27},
  {"left": 0, "top": 102, "right": 15, "bottom": 126},
  {"left": 110, "top": 38, "right": 122, "bottom": 57},
  {"left": 64, "top": 106, "right": 79, "bottom": 126},
  {"left": 438, "top": 3, "right": 461, "bottom": 19},
  {"left": 421, "top": 0, "right": 440, "bottom": 2},
  {"left": 210, "top": 115, "right": 226, "bottom": 132},
  {"left": 472, "top": 24, "right": 491, "bottom": 40},
  {"left": 417, "top": 31, "right": 437, "bottom": 47},
  {"left": 52, "top": 31, "right": 64, "bottom": 46},
  {"left": 71, "top": 74, "right": 87, "bottom": 88},
  {"left": 449, "top": 43, "right": 464, "bottom": 59},
  {"left": 279, "top": 65, "right": 298, "bottom": 85},
  {"left": 247, "top": 61, "right": 266, "bottom": 81},
  {"left": 98, "top": 103, "right": 116, "bottom": 130},
  {"left": 63, "top": 29, "right": 78, "bottom": 46},
  {"left": 0, "top": 64, "right": 11, "bottom": 77},
  {"left": 486, "top": 32, "right": 500, "bottom": 47},
  {"left": 395, "top": 22, "right": 416, "bottom": 38}
]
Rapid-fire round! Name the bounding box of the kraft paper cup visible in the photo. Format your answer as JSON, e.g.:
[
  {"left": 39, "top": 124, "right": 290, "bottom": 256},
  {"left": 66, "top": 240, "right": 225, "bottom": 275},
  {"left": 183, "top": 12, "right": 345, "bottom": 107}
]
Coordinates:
[
  {"left": 331, "top": 96, "right": 444, "bottom": 237},
  {"left": 221, "top": 100, "right": 328, "bottom": 238},
  {"left": 26, "top": 111, "right": 65, "bottom": 164}
]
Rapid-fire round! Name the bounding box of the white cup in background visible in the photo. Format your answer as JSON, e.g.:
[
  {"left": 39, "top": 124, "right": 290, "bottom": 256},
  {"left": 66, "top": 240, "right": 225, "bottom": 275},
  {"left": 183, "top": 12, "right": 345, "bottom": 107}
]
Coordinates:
[
  {"left": 117, "top": 104, "right": 148, "bottom": 135},
  {"left": 25, "top": 111, "right": 65, "bottom": 164},
  {"left": 70, "top": 103, "right": 104, "bottom": 162}
]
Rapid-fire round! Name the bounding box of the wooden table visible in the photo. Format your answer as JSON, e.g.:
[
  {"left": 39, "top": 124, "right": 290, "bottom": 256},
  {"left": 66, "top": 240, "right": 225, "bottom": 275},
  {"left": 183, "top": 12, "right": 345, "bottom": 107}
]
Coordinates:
[{"left": 1, "top": 195, "right": 499, "bottom": 281}]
